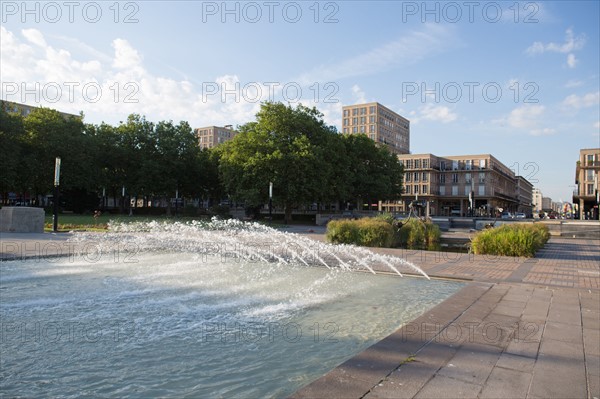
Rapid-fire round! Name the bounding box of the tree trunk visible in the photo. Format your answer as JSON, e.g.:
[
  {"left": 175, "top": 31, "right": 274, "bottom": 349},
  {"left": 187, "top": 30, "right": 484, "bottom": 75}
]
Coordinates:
[{"left": 284, "top": 202, "right": 293, "bottom": 225}]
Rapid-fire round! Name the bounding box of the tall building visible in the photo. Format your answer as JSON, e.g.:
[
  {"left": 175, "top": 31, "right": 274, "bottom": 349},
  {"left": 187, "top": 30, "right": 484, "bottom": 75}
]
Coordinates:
[
  {"left": 573, "top": 148, "right": 599, "bottom": 219},
  {"left": 532, "top": 188, "right": 543, "bottom": 214},
  {"left": 380, "top": 153, "right": 533, "bottom": 216},
  {"left": 342, "top": 102, "right": 410, "bottom": 154},
  {"left": 195, "top": 125, "right": 238, "bottom": 149},
  {"left": 541, "top": 197, "right": 553, "bottom": 211}
]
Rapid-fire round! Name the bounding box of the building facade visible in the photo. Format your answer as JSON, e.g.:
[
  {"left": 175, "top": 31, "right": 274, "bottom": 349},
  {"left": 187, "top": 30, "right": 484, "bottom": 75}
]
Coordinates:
[
  {"left": 342, "top": 102, "right": 410, "bottom": 154},
  {"left": 380, "top": 153, "right": 533, "bottom": 217},
  {"left": 532, "top": 188, "right": 543, "bottom": 214},
  {"left": 573, "top": 148, "right": 599, "bottom": 219},
  {"left": 1, "top": 100, "right": 79, "bottom": 119},
  {"left": 195, "top": 125, "right": 238, "bottom": 149}
]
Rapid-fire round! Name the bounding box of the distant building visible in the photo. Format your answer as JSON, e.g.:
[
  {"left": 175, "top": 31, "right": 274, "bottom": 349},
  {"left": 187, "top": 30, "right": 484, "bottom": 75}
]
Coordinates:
[
  {"left": 1, "top": 100, "right": 79, "bottom": 119},
  {"left": 541, "top": 197, "right": 553, "bottom": 211},
  {"left": 342, "top": 102, "right": 410, "bottom": 155},
  {"left": 573, "top": 148, "right": 599, "bottom": 219},
  {"left": 381, "top": 153, "right": 533, "bottom": 216},
  {"left": 195, "top": 125, "right": 238, "bottom": 149},
  {"left": 532, "top": 188, "right": 543, "bottom": 214}
]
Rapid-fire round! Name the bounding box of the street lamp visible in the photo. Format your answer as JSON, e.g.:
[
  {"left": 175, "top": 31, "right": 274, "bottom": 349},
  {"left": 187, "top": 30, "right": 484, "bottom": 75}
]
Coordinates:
[
  {"left": 269, "top": 182, "right": 273, "bottom": 222},
  {"left": 53, "top": 157, "right": 61, "bottom": 232}
]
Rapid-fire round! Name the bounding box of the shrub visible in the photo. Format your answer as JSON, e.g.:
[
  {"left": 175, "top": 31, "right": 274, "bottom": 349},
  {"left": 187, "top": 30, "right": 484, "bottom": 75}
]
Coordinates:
[
  {"left": 397, "top": 218, "right": 441, "bottom": 250},
  {"left": 471, "top": 223, "right": 549, "bottom": 257},
  {"left": 326, "top": 218, "right": 393, "bottom": 247}
]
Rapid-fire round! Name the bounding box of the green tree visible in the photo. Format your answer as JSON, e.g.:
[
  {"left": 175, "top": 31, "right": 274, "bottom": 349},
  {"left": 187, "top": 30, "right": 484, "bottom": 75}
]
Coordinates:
[
  {"left": 0, "top": 103, "right": 26, "bottom": 202},
  {"left": 219, "top": 102, "right": 338, "bottom": 224}
]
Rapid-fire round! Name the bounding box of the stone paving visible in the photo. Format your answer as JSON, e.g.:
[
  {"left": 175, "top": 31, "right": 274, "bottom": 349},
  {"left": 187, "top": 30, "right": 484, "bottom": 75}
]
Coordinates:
[{"left": 291, "top": 236, "right": 600, "bottom": 399}]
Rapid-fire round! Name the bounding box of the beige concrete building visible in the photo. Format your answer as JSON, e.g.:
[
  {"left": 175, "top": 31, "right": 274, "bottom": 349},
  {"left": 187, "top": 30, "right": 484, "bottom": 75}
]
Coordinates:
[
  {"left": 195, "top": 125, "right": 238, "bottom": 149},
  {"left": 380, "top": 153, "right": 533, "bottom": 217},
  {"left": 1, "top": 100, "right": 79, "bottom": 119},
  {"left": 532, "top": 188, "right": 543, "bottom": 214},
  {"left": 573, "top": 148, "right": 599, "bottom": 219},
  {"left": 342, "top": 102, "right": 410, "bottom": 154}
]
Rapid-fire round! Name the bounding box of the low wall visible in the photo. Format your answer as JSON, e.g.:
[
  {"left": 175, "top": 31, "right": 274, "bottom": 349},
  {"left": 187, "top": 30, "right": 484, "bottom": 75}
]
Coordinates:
[{"left": 0, "top": 207, "right": 45, "bottom": 233}]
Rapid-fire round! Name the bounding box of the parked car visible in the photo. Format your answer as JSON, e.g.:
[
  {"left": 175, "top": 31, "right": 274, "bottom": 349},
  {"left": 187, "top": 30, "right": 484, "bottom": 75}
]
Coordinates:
[
  {"left": 500, "top": 211, "right": 514, "bottom": 219},
  {"left": 515, "top": 212, "right": 526, "bottom": 219}
]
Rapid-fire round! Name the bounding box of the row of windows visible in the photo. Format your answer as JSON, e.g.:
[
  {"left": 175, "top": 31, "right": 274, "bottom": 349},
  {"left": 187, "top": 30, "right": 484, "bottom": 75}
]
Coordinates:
[
  {"left": 343, "top": 106, "right": 378, "bottom": 117},
  {"left": 402, "top": 159, "right": 488, "bottom": 170}
]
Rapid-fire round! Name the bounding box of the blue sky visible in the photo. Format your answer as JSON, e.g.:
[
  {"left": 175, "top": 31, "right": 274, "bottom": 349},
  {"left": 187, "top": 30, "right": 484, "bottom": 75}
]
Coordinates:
[{"left": 1, "top": 1, "right": 599, "bottom": 201}]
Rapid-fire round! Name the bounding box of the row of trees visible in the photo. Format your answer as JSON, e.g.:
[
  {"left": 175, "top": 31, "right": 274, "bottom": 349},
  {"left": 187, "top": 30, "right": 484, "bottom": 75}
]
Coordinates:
[{"left": 1, "top": 101, "right": 404, "bottom": 222}]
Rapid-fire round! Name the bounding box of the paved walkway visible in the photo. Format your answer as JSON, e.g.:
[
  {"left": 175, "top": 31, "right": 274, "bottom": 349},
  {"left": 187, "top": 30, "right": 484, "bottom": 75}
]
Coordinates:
[{"left": 291, "top": 236, "right": 600, "bottom": 399}]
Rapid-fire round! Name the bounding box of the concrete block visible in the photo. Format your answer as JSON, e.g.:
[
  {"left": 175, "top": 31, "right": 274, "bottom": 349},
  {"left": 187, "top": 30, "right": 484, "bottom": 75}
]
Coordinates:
[{"left": 0, "top": 207, "right": 45, "bottom": 233}]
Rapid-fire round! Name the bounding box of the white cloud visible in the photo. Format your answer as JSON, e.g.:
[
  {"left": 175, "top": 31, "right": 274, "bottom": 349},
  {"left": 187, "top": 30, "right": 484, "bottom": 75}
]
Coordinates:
[
  {"left": 566, "top": 53, "right": 577, "bottom": 68},
  {"left": 351, "top": 85, "right": 366, "bottom": 104},
  {"left": 22, "top": 28, "right": 47, "bottom": 47},
  {"left": 526, "top": 29, "right": 585, "bottom": 68},
  {"left": 526, "top": 28, "right": 585, "bottom": 55},
  {"left": 295, "top": 24, "right": 457, "bottom": 85},
  {"left": 412, "top": 104, "right": 457, "bottom": 124},
  {"left": 507, "top": 105, "right": 545, "bottom": 129},
  {"left": 565, "top": 79, "right": 583, "bottom": 88},
  {"left": 0, "top": 27, "right": 339, "bottom": 128},
  {"left": 530, "top": 128, "right": 556, "bottom": 136},
  {"left": 562, "top": 91, "right": 600, "bottom": 109},
  {"left": 594, "top": 121, "right": 600, "bottom": 129}
]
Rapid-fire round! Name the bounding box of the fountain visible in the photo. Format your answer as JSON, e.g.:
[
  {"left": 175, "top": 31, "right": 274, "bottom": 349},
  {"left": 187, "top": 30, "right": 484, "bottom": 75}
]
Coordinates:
[{"left": 0, "top": 218, "right": 462, "bottom": 398}]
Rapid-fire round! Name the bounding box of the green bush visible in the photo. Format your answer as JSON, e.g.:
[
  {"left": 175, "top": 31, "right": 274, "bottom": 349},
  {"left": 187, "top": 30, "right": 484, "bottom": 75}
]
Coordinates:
[
  {"left": 326, "top": 218, "right": 393, "bottom": 247},
  {"left": 397, "top": 218, "right": 441, "bottom": 250},
  {"left": 471, "top": 223, "right": 550, "bottom": 257}
]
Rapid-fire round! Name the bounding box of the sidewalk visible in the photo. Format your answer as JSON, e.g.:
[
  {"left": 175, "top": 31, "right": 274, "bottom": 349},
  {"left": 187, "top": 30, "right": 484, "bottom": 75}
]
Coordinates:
[{"left": 292, "top": 237, "right": 600, "bottom": 399}]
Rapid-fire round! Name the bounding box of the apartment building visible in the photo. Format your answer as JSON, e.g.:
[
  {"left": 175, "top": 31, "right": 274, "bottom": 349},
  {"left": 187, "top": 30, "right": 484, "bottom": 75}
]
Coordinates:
[
  {"left": 195, "top": 125, "right": 238, "bottom": 149},
  {"left": 532, "top": 188, "right": 543, "bottom": 214},
  {"left": 342, "top": 102, "right": 410, "bottom": 154},
  {"left": 573, "top": 148, "right": 599, "bottom": 219},
  {"left": 381, "top": 153, "right": 533, "bottom": 216}
]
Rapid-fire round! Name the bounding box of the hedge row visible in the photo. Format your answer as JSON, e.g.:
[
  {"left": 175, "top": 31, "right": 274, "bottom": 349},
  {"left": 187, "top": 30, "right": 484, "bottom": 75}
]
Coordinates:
[
  {"left": 471, "top": 223, "right": 550, "bottom": 257},
  {"left": 326, "top": 215, "right": 441, "bottom": 250}
]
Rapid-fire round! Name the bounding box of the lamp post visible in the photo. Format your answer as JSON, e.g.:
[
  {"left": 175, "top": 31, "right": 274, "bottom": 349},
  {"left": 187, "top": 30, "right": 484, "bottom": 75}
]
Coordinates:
[
  {"left": 53, "top": 157, "right": 61, "bottom": 232},
  {"left": 269, "top": 182, "right": 273, "bottom": 222}
]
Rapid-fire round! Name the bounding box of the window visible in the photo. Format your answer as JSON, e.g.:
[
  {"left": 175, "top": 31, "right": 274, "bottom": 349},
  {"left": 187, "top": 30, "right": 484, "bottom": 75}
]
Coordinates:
[
  {"left": 422, "top": 172, "right": 428, "bottom": 182},
  {"left": 369, "top": 106, "right": 376, "bottom": 114},
  {"left": 352, "top": 108, "right": 358, "bottom": 116},
  {"left": 466, "top": 160, "right": 472, "bottom": 170},
  {"left": 369, "top": 125, "right": 375, "bottom": 133},
  {"left": 478, "top": 185, "right": 485, "bottom": 196},
  {"left": 452, "top": 173, "right": 459, "bottom": 183},
  {"left": 406, "top": 159, "right": 413, "bottom": 169},
  {"left": 414, "top": 172, "right": 419, "bottom": 182},
  {"left": 369, "top": 134, "right": 375, "bottom": 140},
  {"left": 369, "top": 115, "right": 376, "bottom": 123},
  {"left": 452, "top": 186, "right": 458, "bottom": 196},
  {"left": 587, "top": 169, "right": 595, "bottom": 181},
  {"left": 440, "top": 174, "right": 446, "bottom": 184},
  {"left": 465, "top": 186, "right": 471, "bottom": 196},
  {"left": 414, "top": 185, "right": 420, "bottom": 194},
  {"left": 479, "top": 159, "right": 486, "bottom": 169},
  {"left": 452, "top": 160, "right": 458, "bottom": 170},
  {"left": 439, "top": 186, "right": 446, "bottom": 195},
  {"left": 587, "top": 154, "right": 594, "bottom": 164},
  {"left": 414, "top": 159, "right": 421, "bottom": 169},
  {"left": 423, "top": 159, "right": 429, "bottom": 169},
  {"left": 440, "top": 161, "right": 446, "bottom": 171},
  {"left": 360, "top": 116, "right": 366, "bottom": 124},
  {"left": 352, "top": 127, "right": 358, "bottom": 133},
  {"left": 343, "top": 110, "right": 349, "bottom": 117},
  {"left": 352, "top": 117, "right": 357, "bottom": 125},
  {"left": 405, "top": 173, "right": 411, "bottom": 182},
  {"left": 422, "top": 185, "right": 428, "bottom": 194},
  {"left": 343, "top": 119, "right": 348, "bottom": 126},
  {"left": 588, "top": 184, "right": 595, "bottom": 195},
  {"left": 479, "top": 172, "right": 485, "bottom": 183},
  {"left": 343, "top": 128, "right": 348, "bottom": 134},
  {"left": 359, "top": 126, "right": 365, "bottom": 133},
  {"left": 465, "top": 173, "right": 471, "bottom": 184}
]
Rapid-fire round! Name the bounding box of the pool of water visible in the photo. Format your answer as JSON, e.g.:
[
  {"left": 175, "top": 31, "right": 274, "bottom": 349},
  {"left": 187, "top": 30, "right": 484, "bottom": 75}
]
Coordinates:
[{"left": 1, "top": 252, "right": 464, "bottom": 397}]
